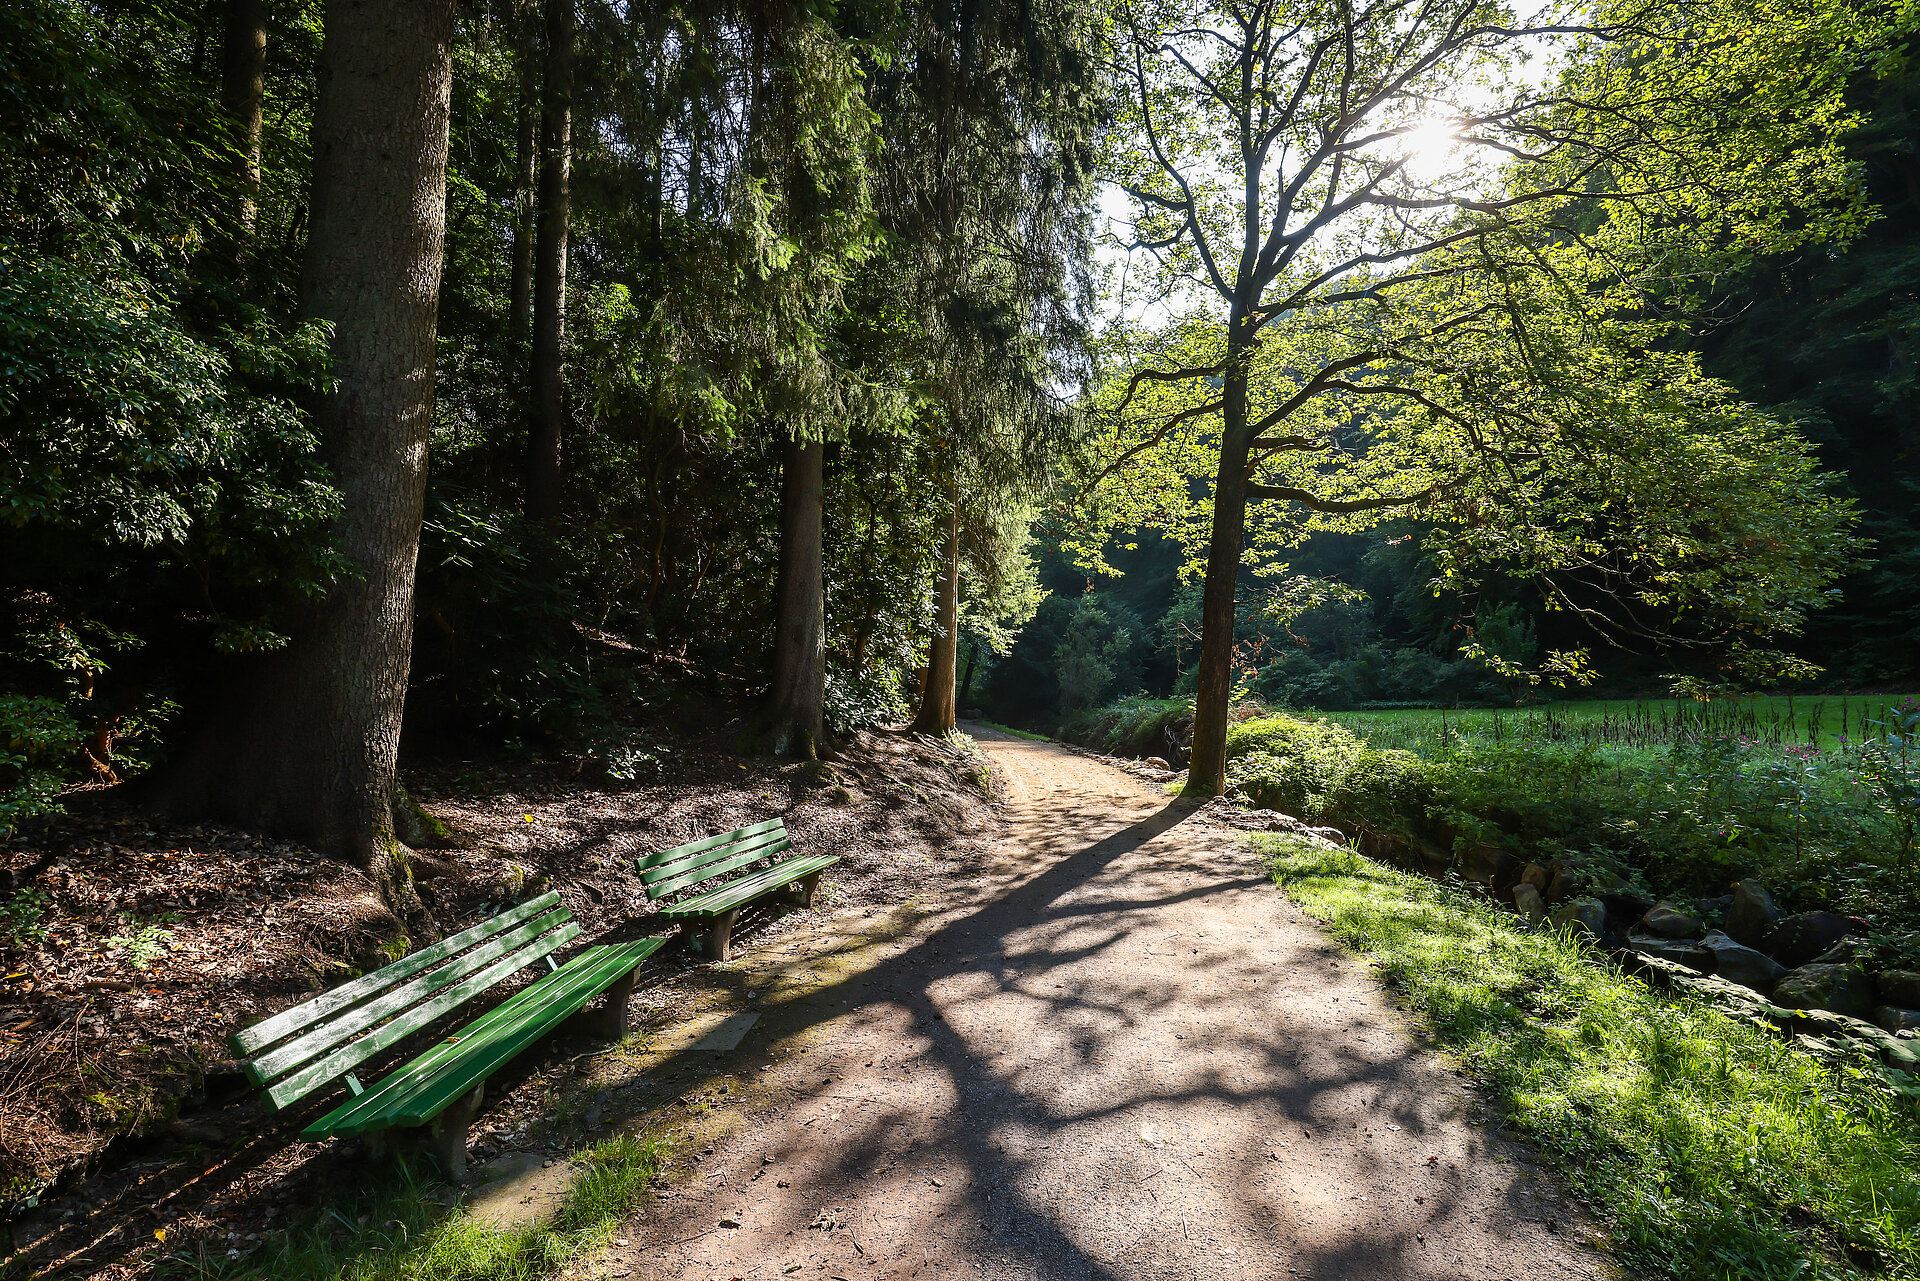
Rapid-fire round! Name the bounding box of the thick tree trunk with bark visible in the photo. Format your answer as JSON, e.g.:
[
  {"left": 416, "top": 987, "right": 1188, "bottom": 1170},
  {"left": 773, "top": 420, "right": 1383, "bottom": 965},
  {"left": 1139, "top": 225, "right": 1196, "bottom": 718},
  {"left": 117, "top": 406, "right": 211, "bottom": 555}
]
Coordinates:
[
  {"left": 154, "top": 0, "right": 457, "bottom": 887},
  {"left": 506, "top": 27, "right": 537, "bottom": 344},
  {"left": 219, "top": 0, "right": 267, "bottom": 249},
  {"left": 1183, "top": 355, "right": 1254, "bottom": 798},
  {"left": 524, "top": 0, "right": 572, "bottom": 522},
  {"left": 762, "top": 437, "right": 826, "bottom": 757},
  {"left": 910, "top": 482, "right": 962, "bottom": 735}
]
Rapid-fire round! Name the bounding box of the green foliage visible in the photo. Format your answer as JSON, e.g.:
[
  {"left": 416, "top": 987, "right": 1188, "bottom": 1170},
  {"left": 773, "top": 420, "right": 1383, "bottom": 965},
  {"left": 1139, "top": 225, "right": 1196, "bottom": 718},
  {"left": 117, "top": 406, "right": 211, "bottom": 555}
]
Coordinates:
[
  {"left": 1861, "top": 701, "right": 1920, "bottom": 871},
  {"left": 1060, "top": 695, "right": 1190, "bottom": 759},
  {"left": 0, "top": 694, "right": 78, "bottom": 835},
  {"left": 104, "top": 914, "right": 178, "bottom": 970},
  {"left": 1, "top": 888, "right": 50, "bottom": 952},
  {"left": 1051, "top": 595, "right": 1140, "bottom": 719},
  {"left": 1262, "top": 836, "right": 1920, "bottom": 1280}
]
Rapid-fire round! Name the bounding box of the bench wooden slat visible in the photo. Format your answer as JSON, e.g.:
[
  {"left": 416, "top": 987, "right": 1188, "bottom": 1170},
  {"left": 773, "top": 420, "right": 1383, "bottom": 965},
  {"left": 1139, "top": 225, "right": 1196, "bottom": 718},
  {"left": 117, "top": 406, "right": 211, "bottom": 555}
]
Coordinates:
[
  {"left": 380, "top": 938, "right": 663, "bottom": 1130},
  {"left": 659, "top": 852, "right": 839, "bottom": 919},
  {"left": 635, "top": 818, "right": 783, "bottom": 873},
  {"left": 265, "top": 922, "right": 580, "bottom": 1111},
  {"left": 636, "top": 823, "right": 787, "bottom": 887},
  {"left": 303, "top": 950, "right": 612, "bottom": 1138},
  {"left": 643, "top": 834, "right": 792, "bottom": 899},
  {"left": 305, "top": 937, "right": 664, "bottom": 1139},
  {"left": 245, "top": 907, "right": 570, "bottom": 1084},
  {"left": 232, "top": 891, "right": 563, "bottom": 1057}
]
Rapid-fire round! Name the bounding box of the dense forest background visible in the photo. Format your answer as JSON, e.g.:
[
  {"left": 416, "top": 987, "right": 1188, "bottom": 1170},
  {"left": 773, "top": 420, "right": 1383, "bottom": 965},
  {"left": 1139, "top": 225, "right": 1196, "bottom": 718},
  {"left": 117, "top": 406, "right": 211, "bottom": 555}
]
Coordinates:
[
  {"left": 975, "top": 59, "right": 1920, "bottom": 727},
  {"left": 3, "top": 0, "right": 1916, "bottom": 835}
]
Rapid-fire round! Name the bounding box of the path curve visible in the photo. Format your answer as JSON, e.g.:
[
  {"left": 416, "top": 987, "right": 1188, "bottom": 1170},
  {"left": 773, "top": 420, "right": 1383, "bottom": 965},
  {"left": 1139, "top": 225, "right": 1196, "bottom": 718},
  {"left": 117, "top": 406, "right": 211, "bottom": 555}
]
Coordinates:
[{"left": 618, "top": 729, "right": 1605, "bottom": 1281}]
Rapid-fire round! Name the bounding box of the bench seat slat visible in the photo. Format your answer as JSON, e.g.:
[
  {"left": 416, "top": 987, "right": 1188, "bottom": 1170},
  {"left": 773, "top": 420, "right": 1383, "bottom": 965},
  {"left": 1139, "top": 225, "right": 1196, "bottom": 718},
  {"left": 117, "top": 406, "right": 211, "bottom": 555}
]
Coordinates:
[
  {"left": 246, "top": 908, "right": 570, "bottom": 1084},
  {"left": 265, "top": 922, "right": 580, "bottom": 1111},
  {"left": 232, "top": 891, "right": 563, "bottom": 1057},
  {"left": 379, "top": 938, "right": 663, "bottom": 1130},
  {"left": 304, "top": 937, "right": 665, "bottom": 1139},
  {"left": 635, "top": 819, "right": 783, "bottom": 877},
  {"left": 302, "top": 947, "right": 617, "bottom": 1138},
  {"left": 637, "top": 828, "right": 789, "bottom": 890},
  {"left": 659, "top": 853, "right": 839, "bottom": 919},
  {"left": 643, "top": 835, "right": 791, "bottom": 899}
]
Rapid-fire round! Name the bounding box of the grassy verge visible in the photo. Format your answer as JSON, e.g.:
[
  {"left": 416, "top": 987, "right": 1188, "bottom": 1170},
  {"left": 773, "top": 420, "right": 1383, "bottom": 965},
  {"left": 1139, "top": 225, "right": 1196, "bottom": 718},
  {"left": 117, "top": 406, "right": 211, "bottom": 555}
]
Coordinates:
[
  {"left": 975, "top": 721, "right": 1050, "bottom": 741},
  {"left": 1258, "top": 834, "right": 1920, "bottom": 1280},
  {"left": 157, "top": 1134, "right": 658, "bottom": 1281}
]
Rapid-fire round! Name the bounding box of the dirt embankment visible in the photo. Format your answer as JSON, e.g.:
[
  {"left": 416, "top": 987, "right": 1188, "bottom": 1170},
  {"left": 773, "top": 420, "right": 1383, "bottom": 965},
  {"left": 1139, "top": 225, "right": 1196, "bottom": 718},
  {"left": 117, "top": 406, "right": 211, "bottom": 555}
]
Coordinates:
[{"left": 0, "top": 721, "right": 996, "bottom": 1266}]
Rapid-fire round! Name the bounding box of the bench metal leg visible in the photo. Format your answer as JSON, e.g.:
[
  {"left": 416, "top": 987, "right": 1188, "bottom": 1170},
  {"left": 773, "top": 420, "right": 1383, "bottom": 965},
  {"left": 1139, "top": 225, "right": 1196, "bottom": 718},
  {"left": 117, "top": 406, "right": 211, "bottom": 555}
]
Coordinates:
[
  {"left": 702, "top": 909, "right": 741, "bottom": 963},
  {"left": 568, "top": 965, "right": 640, "bottom": 1040},
  {"left": 785, "top": 870, "right": 824, "bottom": 908},
  {"left": 424, "top": 1083, "right": 484, "bottom": 1180},
  {"left": 367, "top": 1084, "right": 483, "bottom": 1180}
]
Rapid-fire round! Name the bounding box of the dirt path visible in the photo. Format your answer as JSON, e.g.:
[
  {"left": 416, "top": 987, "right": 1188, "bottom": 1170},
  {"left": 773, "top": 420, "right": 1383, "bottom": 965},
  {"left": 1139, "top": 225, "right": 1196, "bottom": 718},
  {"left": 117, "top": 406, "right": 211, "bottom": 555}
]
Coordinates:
[{"left": 610, "top": 729, "right": 1606, "bottom": 1281}]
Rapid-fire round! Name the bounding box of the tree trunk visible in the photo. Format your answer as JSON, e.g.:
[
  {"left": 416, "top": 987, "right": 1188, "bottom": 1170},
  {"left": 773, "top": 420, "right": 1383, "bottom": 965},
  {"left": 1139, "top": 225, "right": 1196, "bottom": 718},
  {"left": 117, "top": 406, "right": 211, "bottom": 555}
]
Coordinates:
[
  {"left": 910, "top": 481, "right": 962, "bottom": 735},
  {"left": 762, "top": 437, "right": 826, "bottom": 757},
  {"left": 218, "top": 0, "right": 267, "bottom": 250},
  {"left": 524, "top": 0, "right": 572, "bottom": 522},
  {"left": 1183, "top": 358, "right": 1253, "bottom": 798},
  {"left": 154, "top": 0, "right": 457, "bottom": 888},
  {"left": 506, "top": 29, "right": 537, "bottom": 343}
]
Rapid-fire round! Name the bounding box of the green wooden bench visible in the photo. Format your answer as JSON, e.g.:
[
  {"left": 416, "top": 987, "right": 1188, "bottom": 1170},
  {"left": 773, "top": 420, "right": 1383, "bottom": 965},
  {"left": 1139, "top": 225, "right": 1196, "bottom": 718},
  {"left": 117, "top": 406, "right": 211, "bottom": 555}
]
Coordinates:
[
  {"left": 638, "top": 818, "right": 837, "bottom": 962},
  {"left": 229, "top": 891, "right": 663, "bottom": 1177}
]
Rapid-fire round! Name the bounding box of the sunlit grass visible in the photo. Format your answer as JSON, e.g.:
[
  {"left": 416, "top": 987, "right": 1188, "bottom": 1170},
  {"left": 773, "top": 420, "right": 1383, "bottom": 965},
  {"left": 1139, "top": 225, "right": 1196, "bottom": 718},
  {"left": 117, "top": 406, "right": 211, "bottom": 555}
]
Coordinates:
[
  {"left": 1260, "top": 834, "right": 1920, "bottom": 1280},
  {"left": 157, "top": 1134, "right": 658, "bottom": 1281},
  {"left": 1316, "top": 694, "right": 1916, "bottom": 755}
]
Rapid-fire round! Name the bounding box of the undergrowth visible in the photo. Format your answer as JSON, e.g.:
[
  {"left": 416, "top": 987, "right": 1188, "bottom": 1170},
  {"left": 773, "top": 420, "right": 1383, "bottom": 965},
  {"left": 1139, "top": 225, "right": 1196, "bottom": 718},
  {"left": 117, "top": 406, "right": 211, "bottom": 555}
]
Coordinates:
[
  {"left": 156, "top": 1134, "right": 658, "bottom": 1281},
  {"left": 1260, "top": 834, "right": 1920, "bottom": 1280}
]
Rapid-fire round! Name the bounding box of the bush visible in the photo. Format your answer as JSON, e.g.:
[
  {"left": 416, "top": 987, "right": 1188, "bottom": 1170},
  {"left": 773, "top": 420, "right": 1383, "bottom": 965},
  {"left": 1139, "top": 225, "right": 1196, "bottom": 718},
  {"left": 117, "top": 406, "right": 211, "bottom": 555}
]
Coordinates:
[{"left": 1060, "top": 695, "right": 1191, "bottom": 761}]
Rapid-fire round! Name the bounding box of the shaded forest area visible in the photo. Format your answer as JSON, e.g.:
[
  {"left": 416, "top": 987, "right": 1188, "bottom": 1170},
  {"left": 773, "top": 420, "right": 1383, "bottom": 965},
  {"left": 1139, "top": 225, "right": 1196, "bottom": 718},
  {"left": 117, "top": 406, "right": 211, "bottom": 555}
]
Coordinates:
[{"left": 1, "top": 0, "right": 1094, "bottom": 867}]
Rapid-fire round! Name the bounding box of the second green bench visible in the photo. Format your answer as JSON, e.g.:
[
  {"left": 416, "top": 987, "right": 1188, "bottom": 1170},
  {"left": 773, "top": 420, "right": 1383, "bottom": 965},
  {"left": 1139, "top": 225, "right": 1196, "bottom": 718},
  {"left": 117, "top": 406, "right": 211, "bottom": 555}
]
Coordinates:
[
  {"left": 638, "top": 818, "right": 837, "bottom": 961},
  {"left": 230, "top": 891, "right": 664, "bottom": 1176}
]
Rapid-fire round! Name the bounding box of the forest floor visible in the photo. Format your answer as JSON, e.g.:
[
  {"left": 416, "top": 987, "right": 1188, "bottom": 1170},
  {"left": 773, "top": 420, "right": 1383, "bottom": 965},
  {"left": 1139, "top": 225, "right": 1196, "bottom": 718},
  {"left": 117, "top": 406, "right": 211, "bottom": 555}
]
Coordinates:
[
  {"left": 0, "top": 712, "right": 999, "bottom": 1278},
  {"left": 603, "top": 728, "right": 1607, "bottom": 1281}
]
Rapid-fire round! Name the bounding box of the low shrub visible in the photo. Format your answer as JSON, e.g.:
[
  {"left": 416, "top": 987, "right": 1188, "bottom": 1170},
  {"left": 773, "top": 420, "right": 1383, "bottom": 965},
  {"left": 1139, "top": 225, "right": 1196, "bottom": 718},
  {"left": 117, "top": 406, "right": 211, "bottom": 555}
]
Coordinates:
[{"left": 1060, "top": 695, "right": 1192, "bottom": 761}]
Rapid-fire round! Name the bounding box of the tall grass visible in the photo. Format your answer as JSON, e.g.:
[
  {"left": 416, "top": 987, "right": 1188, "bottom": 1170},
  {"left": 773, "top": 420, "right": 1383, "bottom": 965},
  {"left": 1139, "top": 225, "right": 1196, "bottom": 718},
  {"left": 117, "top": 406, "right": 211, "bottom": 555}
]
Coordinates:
[
  {"left": 1262, "top": 835, "right": 1920, "bottom": 1280},
  {"left": 1324, "top": 696, "right": 1916, "bottom": 756}
]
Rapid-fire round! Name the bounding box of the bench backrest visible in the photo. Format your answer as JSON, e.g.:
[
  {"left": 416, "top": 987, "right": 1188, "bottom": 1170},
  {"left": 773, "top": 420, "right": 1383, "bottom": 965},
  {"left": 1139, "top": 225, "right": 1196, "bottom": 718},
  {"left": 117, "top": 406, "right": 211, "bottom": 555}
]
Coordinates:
[
  {"left": 637, "top": 819, "right": 789, "bottom": 902},
  {"left": 229, "top": 891, "right": 578, "bottom": 1111}
]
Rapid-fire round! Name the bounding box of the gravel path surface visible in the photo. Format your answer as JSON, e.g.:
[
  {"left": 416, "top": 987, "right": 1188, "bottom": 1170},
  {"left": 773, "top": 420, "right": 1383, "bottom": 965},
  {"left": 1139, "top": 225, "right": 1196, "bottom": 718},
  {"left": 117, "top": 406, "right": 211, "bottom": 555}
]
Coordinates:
[{"left": 613, "top": 728, "right": 1608, "bottom": 1281}]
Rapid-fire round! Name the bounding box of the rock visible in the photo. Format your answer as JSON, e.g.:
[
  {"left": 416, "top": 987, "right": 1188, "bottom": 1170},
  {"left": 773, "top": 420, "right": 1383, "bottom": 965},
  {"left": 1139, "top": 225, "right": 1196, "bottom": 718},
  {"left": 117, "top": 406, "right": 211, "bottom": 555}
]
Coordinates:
[
  {"left": 1143, "top": 757, "right": 1171, "bottom": 770},
  {"left": 1878, "top": 969, "right": 1920, "bottom": 1008},
  {"left": 1547, "top": 896, "right": 1607, "bottom": 938},
  {"left": 1874, "top": 1006, "right": 1920, "bottom": 1036},
  {"left": 1808, "top": 939, "right": 1859, "bottom": 965},
  {"left": 1762, "top": 912, "right": 1855, "bottom": 969},
  {"left": 1772, "top": 963, "right": 1879, "bottom": 1020},
  {"left": 1698, "top": 931, "right": 1788, "bottom": 993},
  {"left": 1640, "top": 902, "right": 1702, "bottom": 939},
  {"left": 1546, "top": 864, "right": 1581, "bottom": 903},
  {"left": 1626, "top": 934, "right": 1713, "bottom": 972},
  {"left": 1723, "top": 879, "right": 1780, "bottom": 948},
  {"left": 1602, "top": 888, "right": 1657, "bottom": 924},
  {"left": 1519, "top": 863, "right": 1549, "bottom": 892},
  {"left": 1512, "top": 882, "right": 1547, "bottom": 924},
  {"left": 1698, "top": 893, "right": 1733, "bottom": 923}
]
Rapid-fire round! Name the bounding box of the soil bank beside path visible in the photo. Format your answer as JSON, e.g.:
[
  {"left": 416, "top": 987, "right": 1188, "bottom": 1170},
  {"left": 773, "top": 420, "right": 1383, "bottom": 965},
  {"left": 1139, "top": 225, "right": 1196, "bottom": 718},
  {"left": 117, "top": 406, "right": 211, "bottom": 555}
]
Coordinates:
[{"left": 610, "top": 727, "right": 1609, "bottom": 1281}]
